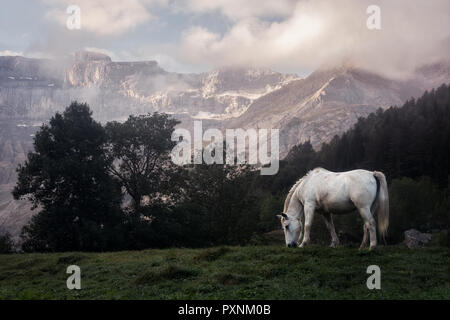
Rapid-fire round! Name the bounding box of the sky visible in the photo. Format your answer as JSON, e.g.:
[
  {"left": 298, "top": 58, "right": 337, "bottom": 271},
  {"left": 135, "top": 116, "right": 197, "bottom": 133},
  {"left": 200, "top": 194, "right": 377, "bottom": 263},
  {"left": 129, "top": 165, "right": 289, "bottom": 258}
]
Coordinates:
[{"left": 0, "top": 0, "right": 449, "bottom": 77}]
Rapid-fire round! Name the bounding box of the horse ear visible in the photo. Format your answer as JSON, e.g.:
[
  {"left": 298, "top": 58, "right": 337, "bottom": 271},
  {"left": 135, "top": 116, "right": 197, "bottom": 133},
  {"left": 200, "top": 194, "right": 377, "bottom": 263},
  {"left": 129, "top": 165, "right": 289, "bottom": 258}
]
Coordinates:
[{"left": 276, "top": 214, "right": 283, "bottom": 219}]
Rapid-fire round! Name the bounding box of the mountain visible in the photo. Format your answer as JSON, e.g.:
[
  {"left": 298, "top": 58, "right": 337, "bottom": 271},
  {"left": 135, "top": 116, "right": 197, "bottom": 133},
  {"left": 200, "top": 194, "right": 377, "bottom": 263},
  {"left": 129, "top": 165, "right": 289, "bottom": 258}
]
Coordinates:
[
  {"left": 0, "top": 52, "right": 298, "bottom": 121},
  {"left": 0, "top": 51, "right": 449, "bottom": 240},
  {"left": 226, "top": 65, "right": 434, "bottom": 155}
]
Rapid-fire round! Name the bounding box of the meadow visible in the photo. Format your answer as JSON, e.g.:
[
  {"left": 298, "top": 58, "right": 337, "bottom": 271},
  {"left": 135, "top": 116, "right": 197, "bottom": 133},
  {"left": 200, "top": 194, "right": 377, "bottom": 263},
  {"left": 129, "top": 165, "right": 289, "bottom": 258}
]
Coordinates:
[{"left": 0, "top": 241, "right": 449, "bottom": 300}]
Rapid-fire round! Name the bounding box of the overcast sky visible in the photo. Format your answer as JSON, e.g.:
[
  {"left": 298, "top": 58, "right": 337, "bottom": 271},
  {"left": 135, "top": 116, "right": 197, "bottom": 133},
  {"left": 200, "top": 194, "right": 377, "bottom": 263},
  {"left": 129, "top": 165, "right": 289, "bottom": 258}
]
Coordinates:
[{"left": 1, "top": 0, "right": 449, "bottom": 77}]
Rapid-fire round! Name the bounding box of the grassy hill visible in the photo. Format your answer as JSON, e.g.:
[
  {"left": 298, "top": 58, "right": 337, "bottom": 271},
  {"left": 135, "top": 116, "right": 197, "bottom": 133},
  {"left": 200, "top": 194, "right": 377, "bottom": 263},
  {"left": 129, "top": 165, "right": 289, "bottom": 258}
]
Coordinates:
[{"left": 0, "top": 244, "right": 449, "bottom": 300}]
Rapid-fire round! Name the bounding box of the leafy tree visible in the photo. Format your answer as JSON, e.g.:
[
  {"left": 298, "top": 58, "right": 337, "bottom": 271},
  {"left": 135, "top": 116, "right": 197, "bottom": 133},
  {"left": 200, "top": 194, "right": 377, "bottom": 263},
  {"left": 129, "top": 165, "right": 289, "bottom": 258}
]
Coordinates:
[
  {"left": 13, "top": 102, "right": 123, "bottom": 252},
  {"left": 105, "top": 113, "right": 186, "bottom": 247}
]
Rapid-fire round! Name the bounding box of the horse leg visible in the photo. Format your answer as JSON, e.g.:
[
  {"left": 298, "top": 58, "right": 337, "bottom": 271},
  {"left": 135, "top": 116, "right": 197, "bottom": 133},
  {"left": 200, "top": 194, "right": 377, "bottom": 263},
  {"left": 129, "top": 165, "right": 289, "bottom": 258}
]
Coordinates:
[
  {"left": 359, "top": 224, "right": 369, "bottom": 251},
  {"left": 300, "top": 204, "right": 315, "bottom": 248},
  {"left": 358, "top": 206, "right": 377, "bottom": 250},
  {"left": 321, "top": 212, "right": 339, "bottom": 248}
]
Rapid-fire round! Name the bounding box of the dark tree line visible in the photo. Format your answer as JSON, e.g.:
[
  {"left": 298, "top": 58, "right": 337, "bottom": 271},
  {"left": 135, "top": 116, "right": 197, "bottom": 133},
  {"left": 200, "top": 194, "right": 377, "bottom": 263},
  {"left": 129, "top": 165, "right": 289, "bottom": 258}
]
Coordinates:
[
  {"left": 316, "top": 84, "right": 450, "bottom": 188},
  {"left": 10, "top": 83, "right": 450, "bottom": 252},
  {"left": 12, "top": 102, "right": 259, "bottom": 251}
]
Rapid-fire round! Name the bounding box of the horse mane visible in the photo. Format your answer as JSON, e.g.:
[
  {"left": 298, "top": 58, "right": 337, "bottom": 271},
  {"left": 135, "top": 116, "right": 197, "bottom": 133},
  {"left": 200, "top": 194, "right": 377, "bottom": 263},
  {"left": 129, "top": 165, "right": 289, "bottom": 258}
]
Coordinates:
[
  {"left": 283, "top": 177, "right": 304, "bottom": 212},
  {"left": 283, "top": 168, "right": 324, "bottom": 212}
]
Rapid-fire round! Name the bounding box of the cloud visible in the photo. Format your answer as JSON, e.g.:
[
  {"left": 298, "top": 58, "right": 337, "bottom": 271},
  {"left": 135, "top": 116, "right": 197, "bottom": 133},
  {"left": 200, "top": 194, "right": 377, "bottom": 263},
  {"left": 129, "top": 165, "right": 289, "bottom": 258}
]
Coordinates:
[
  {"left": 11, "top": 0, "right": 450, "bottom": 77},
  {"left": 179, "top": 0, "right": 297, "bottom": 21},
  {"left": 85, "top": 44, "right": 198, "bottom": 73},
  {"left": 179, "top": 0, "right": 450, "bottom": 77},
  {"left": 0, "top": 50, "right": 24, "bottom": 56},
  {"left": 43, "top": 0, "right": 158, "bottom": 36},
  {"left": 23, "top": 0, "right": 169, "bottom": 60}
]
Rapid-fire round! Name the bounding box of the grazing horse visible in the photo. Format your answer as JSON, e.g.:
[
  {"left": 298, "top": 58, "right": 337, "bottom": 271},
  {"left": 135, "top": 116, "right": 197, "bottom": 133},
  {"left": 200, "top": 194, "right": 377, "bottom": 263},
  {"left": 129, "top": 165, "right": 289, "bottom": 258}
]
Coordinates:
[{"left": 277, "top": 168, "right": 389, "bottom": 250}]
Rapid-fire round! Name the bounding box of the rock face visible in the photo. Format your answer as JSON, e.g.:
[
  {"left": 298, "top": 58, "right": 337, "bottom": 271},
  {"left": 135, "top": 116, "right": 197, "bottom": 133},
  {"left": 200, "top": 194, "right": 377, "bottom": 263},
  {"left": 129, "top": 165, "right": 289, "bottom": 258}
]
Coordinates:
[
  {"left": 226, "top": 65, "right": 445, "bottom": 155},
  {"left": 0, "top": 54, "right": 297, "bottom": 122},
  {"left": 0, "top": 51, "right": 449, "bottom": 241},
  {"left": 404, "top": 229, "right": 432, "bottom": 248}
]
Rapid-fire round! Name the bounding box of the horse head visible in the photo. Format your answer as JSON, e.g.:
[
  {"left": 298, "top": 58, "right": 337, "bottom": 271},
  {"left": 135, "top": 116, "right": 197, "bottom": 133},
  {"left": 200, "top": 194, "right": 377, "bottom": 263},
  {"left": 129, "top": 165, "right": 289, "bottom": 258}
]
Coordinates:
[{"left": 277, "top": 212, "right": 303, "bottom": 248}]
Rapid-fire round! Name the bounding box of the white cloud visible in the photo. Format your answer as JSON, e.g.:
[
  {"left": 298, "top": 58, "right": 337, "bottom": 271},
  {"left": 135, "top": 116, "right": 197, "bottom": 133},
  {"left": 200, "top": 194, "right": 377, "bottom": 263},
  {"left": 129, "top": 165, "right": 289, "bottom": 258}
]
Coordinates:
[
  {"left": 80, "top": 44, "right": 197, "bottom": 73},
  {"left": 43, "top": 0, "right": 159, "bottom": 36},
  {"left": 20, "top": 0, "right": 450, "bottom": 76},
  {"left": 179, "top": 0, "right": 450, "bottom": 77}
]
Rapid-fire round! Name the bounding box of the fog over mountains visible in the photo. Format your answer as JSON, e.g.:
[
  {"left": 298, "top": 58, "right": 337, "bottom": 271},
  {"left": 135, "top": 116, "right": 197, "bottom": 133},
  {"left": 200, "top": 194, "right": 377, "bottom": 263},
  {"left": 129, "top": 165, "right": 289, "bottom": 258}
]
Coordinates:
[{"left": 0, "top": 51, "right": 449, "bottom": 239}]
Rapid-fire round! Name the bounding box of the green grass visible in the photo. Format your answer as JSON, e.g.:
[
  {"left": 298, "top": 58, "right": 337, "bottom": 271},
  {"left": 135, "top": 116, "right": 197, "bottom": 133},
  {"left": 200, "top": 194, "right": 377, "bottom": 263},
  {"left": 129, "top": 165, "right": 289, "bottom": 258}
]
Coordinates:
[{"left": 0, "top": 245, "right": 449, "bottom": 300}]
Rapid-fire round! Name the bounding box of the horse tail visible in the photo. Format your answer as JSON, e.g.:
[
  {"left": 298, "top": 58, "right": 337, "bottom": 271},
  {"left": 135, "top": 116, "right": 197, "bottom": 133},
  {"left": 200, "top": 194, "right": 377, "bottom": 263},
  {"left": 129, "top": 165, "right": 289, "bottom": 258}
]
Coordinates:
[{"left": 373, "top": 171, "right": 389, "bottom": 243}]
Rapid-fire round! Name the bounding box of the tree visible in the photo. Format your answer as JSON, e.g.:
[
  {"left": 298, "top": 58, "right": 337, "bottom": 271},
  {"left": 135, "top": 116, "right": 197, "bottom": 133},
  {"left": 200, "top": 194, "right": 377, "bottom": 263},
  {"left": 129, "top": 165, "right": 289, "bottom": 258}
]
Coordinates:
[
  {"left": 105, "top": 113, "right": 184, "bottom": 223},
  {"left": 175, "top": 161, "right": 259, "bottom": 246},
  {"left": 13, "top": 102, "right": 123, "bottom": 252}
]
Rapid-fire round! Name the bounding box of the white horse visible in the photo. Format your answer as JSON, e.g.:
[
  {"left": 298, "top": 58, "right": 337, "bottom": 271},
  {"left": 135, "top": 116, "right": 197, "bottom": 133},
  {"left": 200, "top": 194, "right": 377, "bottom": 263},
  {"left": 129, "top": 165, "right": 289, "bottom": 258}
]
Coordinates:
[{"left": 277, "top": 168, "right": 389, "bottom": 250}]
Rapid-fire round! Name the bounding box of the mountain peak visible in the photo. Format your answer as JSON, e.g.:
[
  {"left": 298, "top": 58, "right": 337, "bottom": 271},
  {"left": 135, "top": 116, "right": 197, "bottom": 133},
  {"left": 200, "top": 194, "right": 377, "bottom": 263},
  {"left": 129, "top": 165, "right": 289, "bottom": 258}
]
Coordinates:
[{"left": 315, "top": 60, "right": 358, "bottom": 75}]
